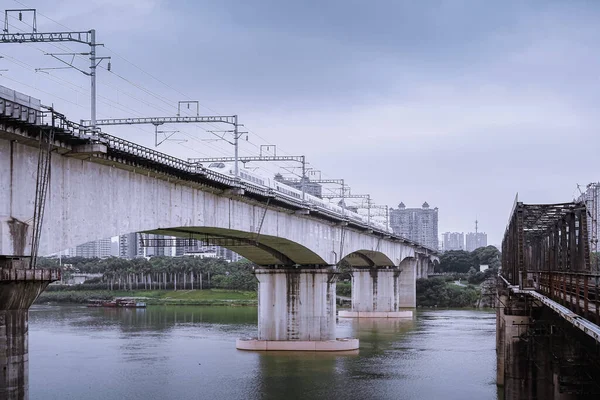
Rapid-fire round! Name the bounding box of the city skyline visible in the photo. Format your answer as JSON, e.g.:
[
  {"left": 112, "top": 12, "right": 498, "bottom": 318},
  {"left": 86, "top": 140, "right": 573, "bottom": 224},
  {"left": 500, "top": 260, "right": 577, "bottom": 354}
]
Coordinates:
[
  {"left": 65, "top": 234, "right": 244, "bottom": 263},
  {"left": 441, "top": 231, "right": 490, "bottom": 252}
]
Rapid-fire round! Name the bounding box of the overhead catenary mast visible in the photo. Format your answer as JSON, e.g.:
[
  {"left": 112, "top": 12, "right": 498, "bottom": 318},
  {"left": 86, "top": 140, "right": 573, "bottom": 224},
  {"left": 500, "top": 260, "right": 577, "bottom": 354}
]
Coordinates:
[
  {"left": 1, "top": 8, "right": 110, "bottom": 137},
  {"left": 80, "top": 113, "right": 245, "bottom": 180},
  {"left": 189, "top": 154, "right": 308, "bottom": 201}
]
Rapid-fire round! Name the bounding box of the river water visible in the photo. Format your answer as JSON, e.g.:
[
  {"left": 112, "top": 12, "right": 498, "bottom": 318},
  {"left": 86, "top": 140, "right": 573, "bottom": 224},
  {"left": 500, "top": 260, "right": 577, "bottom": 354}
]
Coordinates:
[{"left": 28, "top": 305, "right": 499, "bottom": 400}]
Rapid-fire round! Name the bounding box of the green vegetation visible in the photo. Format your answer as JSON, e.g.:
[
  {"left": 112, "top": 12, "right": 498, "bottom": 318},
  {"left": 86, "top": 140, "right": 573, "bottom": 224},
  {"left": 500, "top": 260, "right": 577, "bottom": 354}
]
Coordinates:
[
  {"left": 35, "top": 247, "right": 500, "bottom": 308},
  {"left": 337, "top": 281, "right": 351, "bottom": 297},
  {"left": 36, "top": 289, "right": 257, "bottom": 306},
  {"left": 416, "top": 278, "right": 480, "bottom": 308},
  {"left": 35, "top": 256, "right": 259, "bottom": 305},
  {"left": 437, "top": 245, "right": 501, "bottom": 274},
  {"left": 38, "top": 256, "right": 258, "bottom": 291}
]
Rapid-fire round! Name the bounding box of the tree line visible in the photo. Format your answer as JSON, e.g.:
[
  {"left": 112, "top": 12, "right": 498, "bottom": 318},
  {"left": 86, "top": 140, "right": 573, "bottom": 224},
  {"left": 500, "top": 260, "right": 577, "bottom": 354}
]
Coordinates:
[
  {"left": 38, "top": 256, "right": 258, "bottom": 291},
  {"left": 436, "top": 245, "right": 501, "bottom": 274}
]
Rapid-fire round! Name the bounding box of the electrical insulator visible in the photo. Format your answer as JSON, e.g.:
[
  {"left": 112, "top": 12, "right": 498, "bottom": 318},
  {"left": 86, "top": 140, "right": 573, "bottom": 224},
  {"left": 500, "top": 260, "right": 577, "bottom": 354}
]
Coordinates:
[
  {"left": 107, "top": 61, "right": 111, "bottom": 71},
  {"left": 19, "top": 12, "right": 22, "bottom": 21}
]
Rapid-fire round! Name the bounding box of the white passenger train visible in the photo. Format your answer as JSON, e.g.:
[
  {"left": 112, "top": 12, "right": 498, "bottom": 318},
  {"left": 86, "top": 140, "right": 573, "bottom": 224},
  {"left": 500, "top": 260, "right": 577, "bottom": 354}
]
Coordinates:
[{"left": 204, "top": 162, "right": 388, "bottom": 231}]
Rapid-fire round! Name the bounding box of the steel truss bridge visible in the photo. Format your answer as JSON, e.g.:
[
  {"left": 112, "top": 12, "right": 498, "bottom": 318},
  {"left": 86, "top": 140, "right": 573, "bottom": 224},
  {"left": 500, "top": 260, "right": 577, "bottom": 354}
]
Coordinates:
[{"left": 502, "top": 197, "right": 600, "bottom": 340}]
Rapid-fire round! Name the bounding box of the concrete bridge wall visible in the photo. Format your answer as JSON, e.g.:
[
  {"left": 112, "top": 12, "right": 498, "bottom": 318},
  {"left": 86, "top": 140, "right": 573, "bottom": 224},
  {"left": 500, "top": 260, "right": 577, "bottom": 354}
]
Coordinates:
[{"left": 0, "top": 136, "right": 431, "bottom": 268}]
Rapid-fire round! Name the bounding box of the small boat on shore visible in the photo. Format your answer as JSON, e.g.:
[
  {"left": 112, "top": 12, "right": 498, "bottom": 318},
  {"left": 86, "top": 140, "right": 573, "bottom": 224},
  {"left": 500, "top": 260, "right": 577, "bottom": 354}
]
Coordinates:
[{"left": 87, "top": 298, "right": 146, "bottom": 308}]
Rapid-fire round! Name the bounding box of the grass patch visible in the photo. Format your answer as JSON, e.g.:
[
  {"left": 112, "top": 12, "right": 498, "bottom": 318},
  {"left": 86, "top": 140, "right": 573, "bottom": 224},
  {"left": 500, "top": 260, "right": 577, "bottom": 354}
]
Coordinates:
[{"left": 36, "top": 289, "right": 257, "bottom": 306}]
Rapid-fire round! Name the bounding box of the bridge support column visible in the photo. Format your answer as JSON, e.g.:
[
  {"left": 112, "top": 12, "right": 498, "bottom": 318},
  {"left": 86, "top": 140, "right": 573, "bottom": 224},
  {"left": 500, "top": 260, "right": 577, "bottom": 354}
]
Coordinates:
[
  {"left": 338, "top": 268, "right": 412, "bottom": 318},
  {"left": 398, "top": 258, "right": 417, "bottom": 308},
  {"left": 236, "top": 267, "right": 359, "bottom": 351},
  {"left": 496, "top": 289, "right": 531, "bottom": 398},
  {"left": 0, "top": 258, "right": 59, "bottom": 400}
]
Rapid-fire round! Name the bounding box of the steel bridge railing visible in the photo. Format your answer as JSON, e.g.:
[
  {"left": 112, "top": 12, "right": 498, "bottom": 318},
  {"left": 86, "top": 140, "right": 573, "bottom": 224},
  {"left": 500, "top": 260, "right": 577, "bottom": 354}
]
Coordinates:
[{"left": 538, "top": 271, "right": 600, "bottom": 326}]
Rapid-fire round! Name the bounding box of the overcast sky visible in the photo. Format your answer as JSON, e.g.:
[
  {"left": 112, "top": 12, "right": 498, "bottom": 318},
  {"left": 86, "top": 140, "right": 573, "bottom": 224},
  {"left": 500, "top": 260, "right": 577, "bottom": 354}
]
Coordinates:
[{"left": 2, "top": 0, "right": 600, "bottom": 246}]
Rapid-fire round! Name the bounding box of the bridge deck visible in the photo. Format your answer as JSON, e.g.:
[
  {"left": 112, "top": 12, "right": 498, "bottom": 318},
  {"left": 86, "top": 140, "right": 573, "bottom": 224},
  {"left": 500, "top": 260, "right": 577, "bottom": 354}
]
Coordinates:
[{"left": 0, "top": 88, "right": 437, "bottom": 255}]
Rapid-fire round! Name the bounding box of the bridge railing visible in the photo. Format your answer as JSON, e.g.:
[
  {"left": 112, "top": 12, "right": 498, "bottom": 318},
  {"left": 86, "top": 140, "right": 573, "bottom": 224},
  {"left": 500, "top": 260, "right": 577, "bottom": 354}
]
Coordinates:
[
  {"left": 101, "top": 133, "right": 192, "bottom": 171},
  {"left": 0, "top": 88, "right": 439, "bottom": 254},
  {"left": 537, "top": 271, "right": 600, "bottom": 325}
]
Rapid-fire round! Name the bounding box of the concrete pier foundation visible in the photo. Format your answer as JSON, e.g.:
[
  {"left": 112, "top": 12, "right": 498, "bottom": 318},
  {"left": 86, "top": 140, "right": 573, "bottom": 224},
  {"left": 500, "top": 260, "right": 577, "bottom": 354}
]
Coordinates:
[
  {"left": 338, "top": 268, "right": 412, "bottom": 318},
  {"left": 0, "top": 258, "right": 59, "bottom": 400},
  {"left": 236, "top": 268, "right": 359, "bottom": 351},
  {"left": 497, "top": 310, "right": 529, "bottom": 398},
  {"left": 495, "top": 286, "right": 599, "bottom": 399}
]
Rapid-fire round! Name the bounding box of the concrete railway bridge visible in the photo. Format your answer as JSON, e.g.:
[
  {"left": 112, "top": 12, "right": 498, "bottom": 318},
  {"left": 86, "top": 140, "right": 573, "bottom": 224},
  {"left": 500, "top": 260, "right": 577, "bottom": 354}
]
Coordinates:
[{"left": 0, "top": 88, "right": 437, "bottom": 397}]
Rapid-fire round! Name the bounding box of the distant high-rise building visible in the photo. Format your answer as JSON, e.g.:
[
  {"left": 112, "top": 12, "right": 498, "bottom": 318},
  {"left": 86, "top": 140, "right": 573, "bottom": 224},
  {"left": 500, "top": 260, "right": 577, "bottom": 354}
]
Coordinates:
[
  {"left": 274, "top": 174, "right": 322, "bottom": 198},
  {"left": 110, "top": 241, "right": 119, "bottom": 257},
  {"left": 390, "top": 202, "right": 438, "bottom": 249},
  {"left": 119, "top": 233, "right": 143, "bottom": 259},
  {"left": 216, "top": 246, "right": 243, "bottom": 262},
  {"left": 442, "top": 232, "right": 464, "bottom": 251},
  {"left": 75, "top": 238, "right": 112, "bottom": 258},
  {"left": 173, "top": 238, "right": 242, "bottom": 262},
  {"left": 174, "top": 237, "right": 188, "bottom": 257},
  {"left": 144, "top": 234, "right": 168, "bottom": 257},
  {"left": 465, "top": 232, "right": 487, "bottom": 252}
]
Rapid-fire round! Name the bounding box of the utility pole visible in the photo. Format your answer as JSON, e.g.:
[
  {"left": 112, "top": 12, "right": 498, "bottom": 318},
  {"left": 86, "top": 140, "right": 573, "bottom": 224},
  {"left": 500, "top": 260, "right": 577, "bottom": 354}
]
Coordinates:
[
  {"left": 190, "top": 154, "right": 308, "bottom": 201},
  {"left": 586, "top": 183, "right": 599, "bottom": 272},
  {"left": 90, "top": 29, "right": 97, "bottom": 132},
  {"left": 322, "top": 191, "right": 372, "bottom": 225},
  {"left": 1, "top": 9, "right": 110, "bottom": 137},
  {"left": 369, "top": 204, "right": 390, "bottom": 232},
  {"left": 285, "top": 177, "right": 346, "bottom": 210},
  {"left": 233, "top": 115, "right": 239, "bottom": 181},
  {"left": 80, "top": 113, "right": 244, "bottom": 176}
]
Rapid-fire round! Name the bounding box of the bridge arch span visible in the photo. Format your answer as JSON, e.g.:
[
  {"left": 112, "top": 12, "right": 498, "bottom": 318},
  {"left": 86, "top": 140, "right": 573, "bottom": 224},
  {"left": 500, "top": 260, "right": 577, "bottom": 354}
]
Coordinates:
[
  {"left": 339, "top": 249, "right": 395, "bottom": 267},
  {"left": 150, "top": 227, "right": 328, "bottom": 266}
]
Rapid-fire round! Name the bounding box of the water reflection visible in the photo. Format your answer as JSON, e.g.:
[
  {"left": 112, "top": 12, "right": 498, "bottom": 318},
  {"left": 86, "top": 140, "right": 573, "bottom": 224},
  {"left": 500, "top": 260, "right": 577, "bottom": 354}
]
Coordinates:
[
  {"left": 26, "top": 306, "right": 499, "bottom": 400},
  {"left": 349, "top": 317, "right": 416, "bottom": 352}
]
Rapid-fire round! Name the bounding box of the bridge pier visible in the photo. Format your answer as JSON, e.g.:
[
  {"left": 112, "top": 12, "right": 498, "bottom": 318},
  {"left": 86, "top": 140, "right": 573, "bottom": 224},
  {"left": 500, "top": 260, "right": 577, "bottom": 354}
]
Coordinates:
[
  {"left": 338, "top": 267, "right": 412, "bottom": 318},
  {"left": 496, "top": 286, "right": 600, "bottom": 399},
  {"left": 398, "top": 258, "right": 417, "bottom": 308},
  {"left": 0, "top": 258, "right": 59, "bottom": 400},
  {"left": 236, "top": 267, "right": 359, "bottom": 351},
  {"left": 496, "top": 292, "right": 530, "bottom": 397},
  {"left": 338, "top": 258, "right": 417, "bottom": 318}
]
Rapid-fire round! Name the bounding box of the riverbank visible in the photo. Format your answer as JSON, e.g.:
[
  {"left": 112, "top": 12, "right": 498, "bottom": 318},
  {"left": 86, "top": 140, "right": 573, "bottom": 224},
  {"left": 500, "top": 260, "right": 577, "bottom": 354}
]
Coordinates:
[
  {"left": 35, "top": 289, "right": 258, "bottom": 306},
  {"left": 416, "top": 277, "right": 483, "bottom": 308},
  {"left": 36, "top": 278, "right": 492, "bottom": 308}
]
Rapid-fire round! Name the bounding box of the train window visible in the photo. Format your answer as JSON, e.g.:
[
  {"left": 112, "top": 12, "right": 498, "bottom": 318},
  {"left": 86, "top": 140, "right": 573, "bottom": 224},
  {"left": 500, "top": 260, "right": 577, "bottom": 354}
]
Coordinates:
[{"left": 208, "top": 162, "right": 226, "bottom": 168}]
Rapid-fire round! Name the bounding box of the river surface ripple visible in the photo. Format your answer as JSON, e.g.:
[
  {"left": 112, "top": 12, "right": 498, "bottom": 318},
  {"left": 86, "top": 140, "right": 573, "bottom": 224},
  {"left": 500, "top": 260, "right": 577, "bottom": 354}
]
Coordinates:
[{"left": 29, "top": 305, "right": 498, "bottom": 400}]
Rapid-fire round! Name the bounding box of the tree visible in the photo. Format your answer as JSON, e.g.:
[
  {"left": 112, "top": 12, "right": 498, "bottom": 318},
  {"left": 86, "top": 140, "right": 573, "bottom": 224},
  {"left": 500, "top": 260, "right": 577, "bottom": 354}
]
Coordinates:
[
  {"left": 437, "top": 246, "right": 501, "bottom": 274},
  {"left": 438, "top": 250, "right": 473, "bottom": 273}
]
